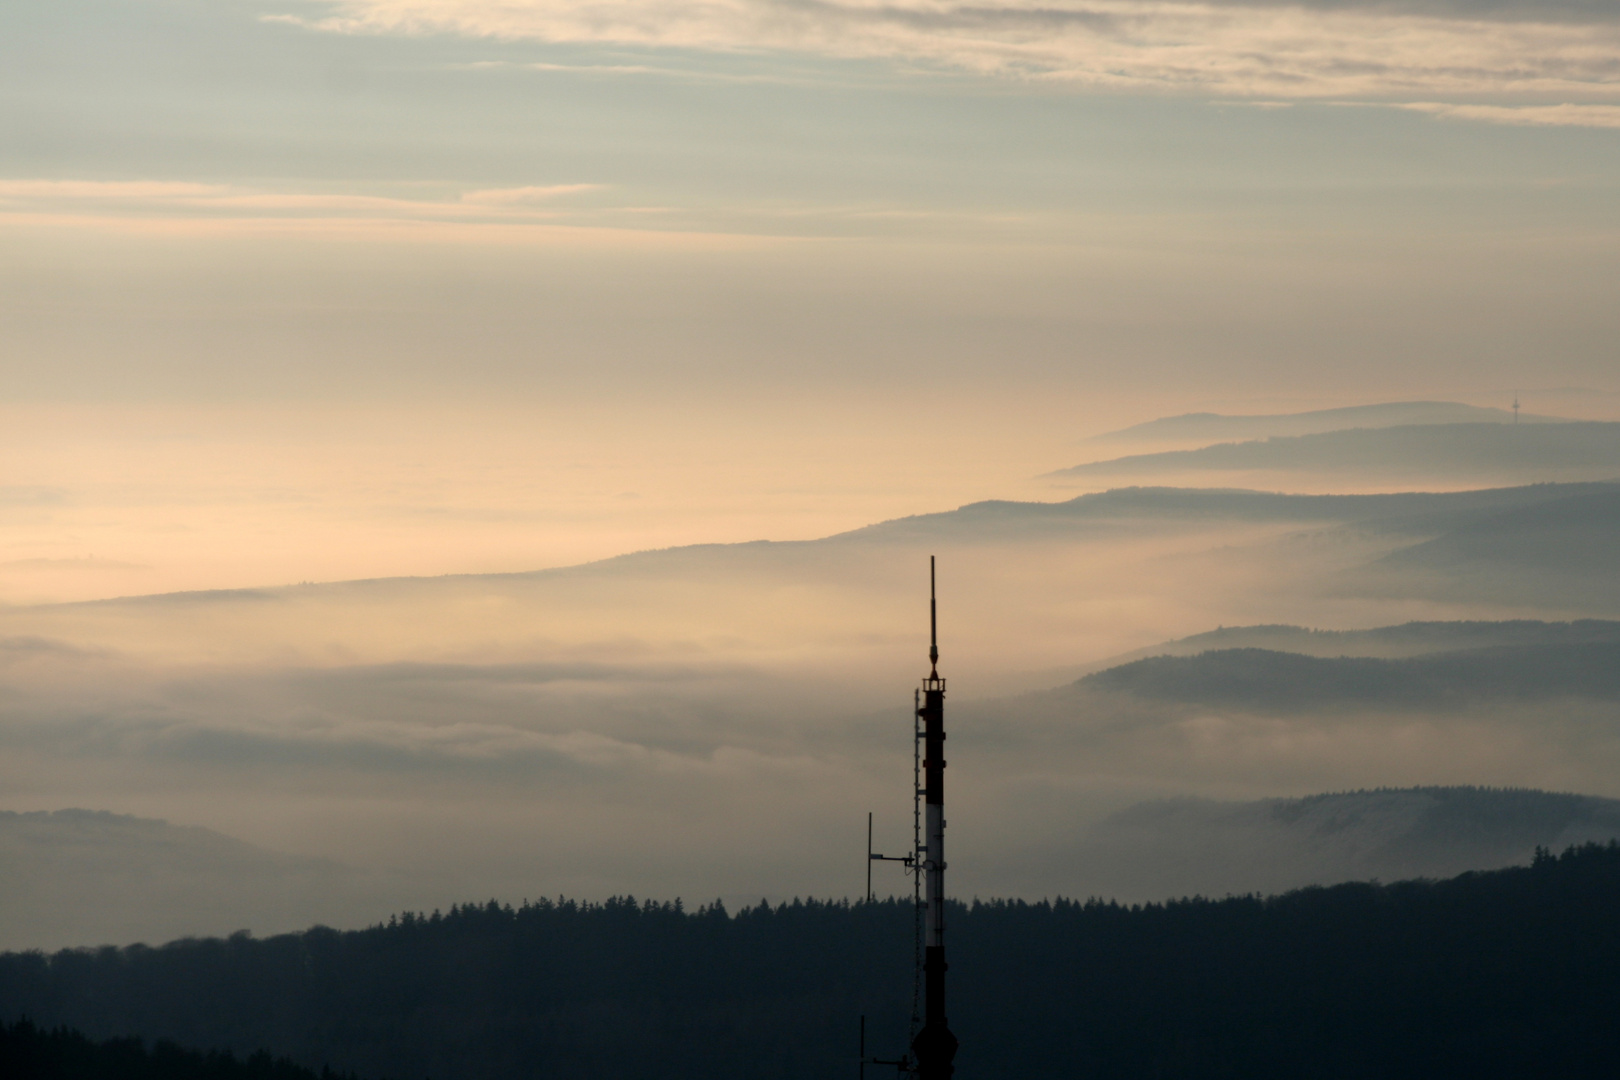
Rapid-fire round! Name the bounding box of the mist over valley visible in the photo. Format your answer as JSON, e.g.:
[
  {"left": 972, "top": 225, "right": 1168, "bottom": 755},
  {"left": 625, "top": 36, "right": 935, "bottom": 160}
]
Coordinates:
[
  {"left": 5, "top": 405, "right": 1620, "bottom": 945},
  {"left": 9, "top": 0, "right": 1620, "bottom": 1062}
]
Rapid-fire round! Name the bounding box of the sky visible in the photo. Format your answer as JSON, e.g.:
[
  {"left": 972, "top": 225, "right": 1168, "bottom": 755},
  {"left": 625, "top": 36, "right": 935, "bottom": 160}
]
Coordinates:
[
  {"left": 4, "top": 0, "right": 1620, "bottom": 939},
  {"left": 5, "top": 0, "right": 1620, "bottom": 596}
]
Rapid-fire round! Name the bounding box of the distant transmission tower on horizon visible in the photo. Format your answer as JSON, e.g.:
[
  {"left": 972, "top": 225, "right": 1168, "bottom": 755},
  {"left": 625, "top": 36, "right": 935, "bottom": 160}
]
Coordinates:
[{"left": 1513, "top": 392, "right": 1520, "bottom": 424}]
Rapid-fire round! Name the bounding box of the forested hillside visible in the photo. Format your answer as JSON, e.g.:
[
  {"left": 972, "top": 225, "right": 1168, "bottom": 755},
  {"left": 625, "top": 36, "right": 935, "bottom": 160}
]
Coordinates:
[
  {"left": 0, "top": 1018, "right": 364, "bottom": 1080},
  {"left": 5, "top": 845, "right": 1620, "bottom": 1079}
]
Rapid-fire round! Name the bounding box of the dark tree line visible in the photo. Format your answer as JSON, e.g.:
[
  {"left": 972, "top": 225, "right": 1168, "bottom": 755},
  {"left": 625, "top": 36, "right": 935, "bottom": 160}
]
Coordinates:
[
  {"left": 0, "top": 1017, "right": 369, "bottom": 1080},
  {"left": 5, "top": 844, "right": 1620, "bottom": 1079}
]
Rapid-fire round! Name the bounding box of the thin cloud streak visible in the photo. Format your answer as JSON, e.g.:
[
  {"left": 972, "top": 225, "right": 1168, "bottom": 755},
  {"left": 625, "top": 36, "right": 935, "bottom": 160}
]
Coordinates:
[
  {"left": 0, "top": 212, "right": 796, "bottom": 248},
  {"left": 0, "top": 177, "right": 1049, "bottom": 242},
  {"left": 0, "top": 180, "right": 598, "bottom": 220},
  {"left": 0, "top": 180, "right": 810, "bottom": 248},
  {"left": 461, "top": 184, "right": 604, "bottom": 203},
  {"left": 277, "top": 0, "right": 1620, "bottom": 98},
  {"left": 451, "top": 58, "right": 829, "bottom": 85},
  {"left": 1398, "top": 101, "right": 1620, "bottom": 128}
]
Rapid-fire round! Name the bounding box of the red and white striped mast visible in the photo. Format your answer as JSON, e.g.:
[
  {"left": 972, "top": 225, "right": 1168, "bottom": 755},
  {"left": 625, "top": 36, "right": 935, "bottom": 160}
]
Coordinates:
[{"left": 911, "top": 556, "right": 959, "bottom": 1079}]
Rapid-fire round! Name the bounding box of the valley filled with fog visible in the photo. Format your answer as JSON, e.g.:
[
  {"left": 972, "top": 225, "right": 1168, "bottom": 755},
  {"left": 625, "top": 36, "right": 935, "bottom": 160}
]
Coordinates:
[{"left": 3, "top": 406, "right": 1619, "bottom": 949}]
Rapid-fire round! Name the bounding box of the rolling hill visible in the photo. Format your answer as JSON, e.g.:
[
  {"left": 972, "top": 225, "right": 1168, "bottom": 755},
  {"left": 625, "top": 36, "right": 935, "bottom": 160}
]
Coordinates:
[
  {"left": 0, "top": 810, "right": 390, "bottom": 952},
  {"left": 4, "top": 482, "right": 1619, "bottom": 940},
  {"left": 6, "top": 842, "right": 1620, "bottom": 1080},
  {"left": 1064, "top": 786, "right": 1620, "bottom": 900},
  {"left": 1099, "top": 618, "right": 1620, "bottom": 661},
  {"left": 1080, "top": 643, "right": 1620, "bottom": 710},
  {"left": 1091, "top": 400, "right": 1564, "bottom": 447}
]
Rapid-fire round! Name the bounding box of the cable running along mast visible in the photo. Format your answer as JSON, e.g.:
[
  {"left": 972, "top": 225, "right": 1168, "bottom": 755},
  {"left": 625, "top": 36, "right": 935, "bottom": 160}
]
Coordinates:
[
  {"left": 862, "top": 558, "right": 959, "bottom": 1080},
  {"left": 912, "top": 556, "right": 958, "bottom": 1078}
]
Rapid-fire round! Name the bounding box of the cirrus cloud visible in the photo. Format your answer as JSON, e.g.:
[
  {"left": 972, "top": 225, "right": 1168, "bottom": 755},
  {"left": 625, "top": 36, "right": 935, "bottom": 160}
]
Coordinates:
[{"left": 272, "top": 0, "right": 1620, "bottom": 100}]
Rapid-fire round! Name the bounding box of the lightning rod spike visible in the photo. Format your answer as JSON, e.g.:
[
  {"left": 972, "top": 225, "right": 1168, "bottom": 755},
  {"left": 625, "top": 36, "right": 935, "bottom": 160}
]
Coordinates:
[{"left": 929, "top": 555, "right": 938, "bottom": 675}]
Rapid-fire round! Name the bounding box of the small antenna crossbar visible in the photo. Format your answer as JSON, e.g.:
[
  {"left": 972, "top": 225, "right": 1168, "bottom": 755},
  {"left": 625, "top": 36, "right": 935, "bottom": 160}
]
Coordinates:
[
  {"left": 859, "top": 1016, "right": 912, "bottom": 1080},
  {"left": 862, "top": 694, "right": 924, "bottom": 1075},
  {"left": 860, "top": 556, "right": 956, "bottom": 1080},
  {"left": 867, "top": 811, "right": 915, "bottom": 903}
]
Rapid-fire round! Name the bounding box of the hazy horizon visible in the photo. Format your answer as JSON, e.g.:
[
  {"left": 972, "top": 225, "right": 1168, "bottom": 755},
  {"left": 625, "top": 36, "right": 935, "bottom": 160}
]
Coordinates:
[{"left": 6, "top": 0, "right": 1620, "bottom": 951}]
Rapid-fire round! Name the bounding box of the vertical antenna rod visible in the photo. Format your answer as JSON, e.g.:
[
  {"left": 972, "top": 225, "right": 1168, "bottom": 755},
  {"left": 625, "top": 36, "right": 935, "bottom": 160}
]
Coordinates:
[
  {"left": 912, "top": 556, "right": 958, "bottom": 1079},
  {"left": 929, "top": 557, "right": 938, "bottom": 675}
]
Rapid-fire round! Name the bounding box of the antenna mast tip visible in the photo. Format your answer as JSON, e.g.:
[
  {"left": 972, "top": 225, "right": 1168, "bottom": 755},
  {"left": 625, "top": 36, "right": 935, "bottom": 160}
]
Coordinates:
[{"left": 928, "top": 556, "right": 939, "bottom": 674}]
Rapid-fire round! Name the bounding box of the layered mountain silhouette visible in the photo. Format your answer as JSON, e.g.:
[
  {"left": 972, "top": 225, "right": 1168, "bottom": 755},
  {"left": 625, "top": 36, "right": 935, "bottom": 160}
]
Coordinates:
[
  {"left": 1063, "top": 787, "right": 1620, "bottom": 901},
  {"left": 841, "top": 478, "right": 1620, "bottom": 544},
  {"left": 1052, "top": 421, "right": 1620, "bottom": 485},
  {"left": 9, "top": 480, "right": 1613, "bottom": 613},
  {"left": 1060, "top": 615, "right": 1620, "bottom": 711},
  {"left": 1378, "top": 487, "right": 1620, "bottom": 572},
  {"left": 1097, "top": 618, "right": 1620, "bottom": 662},
  {"left": 0, "top": 810, "right": 393, "bottom": 951},
  {"left": 1091, "top": 400, "right": 1563, "bottom": 447},
  {"left": 7, "top": 788, "right": 1620, "bottom": 953},
  {"left": 1082, "top": 643, "right": 1620, "bottom": 710},
  {"left": 1361, "top": 487, "right": 1620, "bottom": 605},
  {"left": 5, "top": 481, "right": 1620, "bottom": 946}
]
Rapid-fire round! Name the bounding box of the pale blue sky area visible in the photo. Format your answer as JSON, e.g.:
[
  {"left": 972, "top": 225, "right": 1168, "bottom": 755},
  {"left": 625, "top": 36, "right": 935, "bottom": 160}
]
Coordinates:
[
  {"left": 3, "top": 0, "right": 1619, "bottom": 405},
  {"left": 9, "top": 1, "right": 1620, "bottom": 206}
]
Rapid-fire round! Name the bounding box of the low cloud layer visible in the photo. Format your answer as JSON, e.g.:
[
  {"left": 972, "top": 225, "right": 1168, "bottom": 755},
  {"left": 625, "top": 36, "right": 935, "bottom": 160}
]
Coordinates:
[
  {"left": 281, "top": 0, "right": 1620, "bottom": 102},
  {"left": 3, "top": 482, "right": 1619, "bottom": 946}
]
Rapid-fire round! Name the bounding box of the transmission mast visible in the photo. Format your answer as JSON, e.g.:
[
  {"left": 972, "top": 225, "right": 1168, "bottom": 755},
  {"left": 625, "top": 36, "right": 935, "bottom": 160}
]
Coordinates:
[
  {"left": 862, "top": 558, "right": 960, "bottom": 1080},
  {"left": 911, "top": 557, "right": 958, "bottom": 1078}
]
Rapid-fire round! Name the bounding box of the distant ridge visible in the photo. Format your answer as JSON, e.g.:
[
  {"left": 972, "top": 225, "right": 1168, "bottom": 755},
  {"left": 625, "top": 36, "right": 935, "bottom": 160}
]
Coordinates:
[
  {"left": 1063, "top": 786, "right": 1620, "bottom": 901},
  {"left": 1379, "top": 488, "right": 1620, "bottom": 576},
  {"left": 1363, "top": 488, "right": 1620, "bottom": 605},
  {"left": 17, "top": 480, "right": 1620, "bottom": 610},
  {"left": 1079, "top": 643, "right": 1620, "bottom": 709},
  {"left": 836, "top": 478, "right": 1620, "bottom": 544},
  {"left": 1053, "top": 421, "right": 1620, "bottom": 481},
  {"left": 0, "top": 809, "right": 380, "bottom": 951},
  {"left": 1094, "top": 400, "right": 1566, "bottom": 445},
  {"left": 1095, "top": 617, "right": 1620, "bottom": 663}
]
